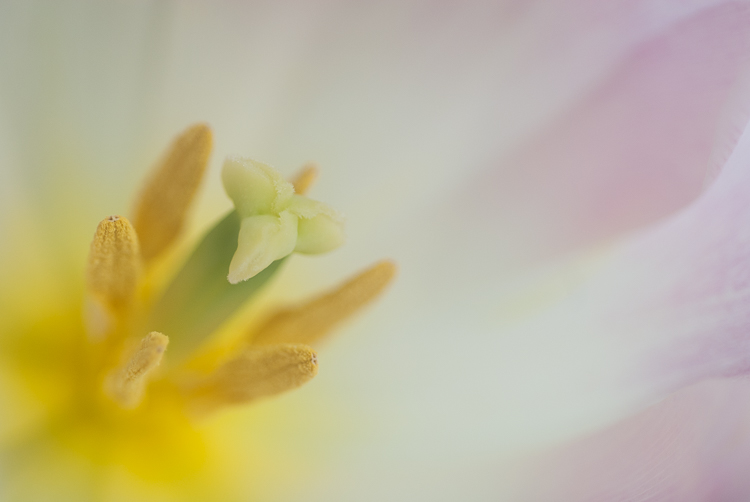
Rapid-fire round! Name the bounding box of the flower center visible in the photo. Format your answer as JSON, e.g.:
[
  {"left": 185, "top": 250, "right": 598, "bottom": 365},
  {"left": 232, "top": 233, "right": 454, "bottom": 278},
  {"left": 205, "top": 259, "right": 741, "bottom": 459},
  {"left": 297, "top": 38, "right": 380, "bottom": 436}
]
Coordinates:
[
  {"left": 3, "top": 124, "right": 395, "bottom": 487},
  {"left": 70, "top": 122, "right": 395, "bottom": 439}
]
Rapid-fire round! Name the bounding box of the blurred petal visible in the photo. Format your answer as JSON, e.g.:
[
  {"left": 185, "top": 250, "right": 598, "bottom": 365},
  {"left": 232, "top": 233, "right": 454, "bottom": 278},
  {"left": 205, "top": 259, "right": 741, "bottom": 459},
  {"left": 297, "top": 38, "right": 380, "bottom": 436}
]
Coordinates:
[
  {"left": 512, "top": 378, "right": 750, "bottom": 501},
  {"left": 1, "top": 0, "right": 736, "bottom": 260},
  {"left": 3, "top": 1, "right": 750, "bottom": 501},
  {"left": 296, "top": 4, "right": 750, "bottom": 500},
  {"left": 335, "top": 97, "right": 750, "bottom": 501},
  {"left": 0, "top": 1, "right": 172, "bottom": 305},
  {"left": 427, "top": 1, "right": 750, "bottom": 291},
  {"left": 597, "top": 116, "right": 750, "bottom": 390}
]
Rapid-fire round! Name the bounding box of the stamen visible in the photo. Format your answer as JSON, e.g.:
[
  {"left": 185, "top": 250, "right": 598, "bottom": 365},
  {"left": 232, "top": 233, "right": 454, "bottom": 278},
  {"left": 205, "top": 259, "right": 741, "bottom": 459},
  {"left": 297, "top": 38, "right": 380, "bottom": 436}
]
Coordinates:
[
  {"left": 252, "top": 260, "right": 396, "bottom": 346},
  {"left": 187, "top": 344, "right": 318, "bottom": 412},
  {"left": 290, "top": 163, "right": 319, "bottom": 195},
  {"left": 105, "top": 332, "right": 169, "bottom": 409},
  {"left": 132, "top": 123, "right": 213, "bottom": 262},
  {"left": 85, "top": 216, "right": 140, "bottom": 338}
]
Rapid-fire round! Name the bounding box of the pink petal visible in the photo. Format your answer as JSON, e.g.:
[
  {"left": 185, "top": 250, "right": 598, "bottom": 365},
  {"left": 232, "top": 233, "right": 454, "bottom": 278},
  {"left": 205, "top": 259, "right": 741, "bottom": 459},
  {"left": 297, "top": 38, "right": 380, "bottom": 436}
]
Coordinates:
[
  {"left": 512, "top": 378, "right": 750, "bottom": 501},
  {"left": 434, "top": 1, "right": 750, "bottom": 279},
  {"left": 299, "top": 5, "right": 750, "bottom": 497},
  {"left": 4, "top": 2, "right": 750, "bottom": 500},
  {"left": 347, "top": 1, "right": 750, "bottom": 446},
  {"left": 514, "top": 114, "right": 750, "bottom": 398}
]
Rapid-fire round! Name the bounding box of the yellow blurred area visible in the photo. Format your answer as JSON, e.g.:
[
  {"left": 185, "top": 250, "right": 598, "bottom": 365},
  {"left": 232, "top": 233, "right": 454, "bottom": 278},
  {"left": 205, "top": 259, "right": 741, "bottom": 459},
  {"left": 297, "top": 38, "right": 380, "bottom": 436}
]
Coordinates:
[{"left": 0, "top": 207, "right": 348, "bottom": 501}]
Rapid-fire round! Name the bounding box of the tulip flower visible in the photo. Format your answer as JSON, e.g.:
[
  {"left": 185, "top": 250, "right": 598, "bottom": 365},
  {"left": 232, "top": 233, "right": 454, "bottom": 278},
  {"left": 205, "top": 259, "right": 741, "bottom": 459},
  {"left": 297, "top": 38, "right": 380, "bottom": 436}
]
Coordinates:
[{"left": 2, "top": 1, "right": 750, "bottom": 501}]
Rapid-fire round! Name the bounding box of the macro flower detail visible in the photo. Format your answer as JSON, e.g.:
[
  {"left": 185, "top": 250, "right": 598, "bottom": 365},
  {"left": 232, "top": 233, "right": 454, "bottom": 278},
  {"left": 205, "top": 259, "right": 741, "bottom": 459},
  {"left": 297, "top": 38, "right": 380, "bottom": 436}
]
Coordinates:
[
  {"left": 132, "top": 123, "right": 213, "bottom": 263},
  {"left": 221, "top": 156, "right": 345, "bottom": 284},
  {"left": 6, "top": 2, "right": 750, "bottom": 500},
  {"left": 0, "top": 123, "right": 394, "bottom": 499}
]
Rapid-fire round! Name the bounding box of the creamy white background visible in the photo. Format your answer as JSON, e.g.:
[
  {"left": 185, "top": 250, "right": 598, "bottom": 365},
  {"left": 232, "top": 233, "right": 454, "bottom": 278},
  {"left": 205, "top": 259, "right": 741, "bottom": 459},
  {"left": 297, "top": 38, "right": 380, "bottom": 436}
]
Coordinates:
[{"left": 2, "top": 1, "right": 750, "bottom": 500}]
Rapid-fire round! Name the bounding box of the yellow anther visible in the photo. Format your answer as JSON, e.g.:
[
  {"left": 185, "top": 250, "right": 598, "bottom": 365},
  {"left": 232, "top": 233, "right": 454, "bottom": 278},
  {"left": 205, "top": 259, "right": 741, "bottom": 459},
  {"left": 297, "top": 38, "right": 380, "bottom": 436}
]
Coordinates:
[
  {"left": 187, "top": 344, "right": 318, "bottom": 412},
  {"left": 132, "top": 123, "right": 213, "bottom": 262},
  {"left": 85, "top": 216, "right": 140, "bottom": 339},
  {"left": 105, "top": 332, "right": 169, "bottom": 409},
  {"left": 252, "top": 260, "right": 396, "bottom": 346},
  {"left": 290, "top": 163, "right": 319, "bottom": 195}
]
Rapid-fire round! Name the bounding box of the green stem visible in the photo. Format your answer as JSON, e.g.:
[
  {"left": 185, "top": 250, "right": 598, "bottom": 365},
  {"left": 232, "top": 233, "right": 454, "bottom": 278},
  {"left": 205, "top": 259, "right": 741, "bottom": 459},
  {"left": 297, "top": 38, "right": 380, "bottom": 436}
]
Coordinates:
[{"left": 148, "top": 211, "right": 285, "bottom": 363}]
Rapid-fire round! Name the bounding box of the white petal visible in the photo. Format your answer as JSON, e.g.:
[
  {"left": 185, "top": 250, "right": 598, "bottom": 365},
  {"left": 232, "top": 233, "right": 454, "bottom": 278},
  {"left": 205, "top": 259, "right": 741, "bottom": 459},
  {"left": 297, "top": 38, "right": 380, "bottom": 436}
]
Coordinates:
[{"left": 3, "top": 1, "right": 750, "bottom": 500}]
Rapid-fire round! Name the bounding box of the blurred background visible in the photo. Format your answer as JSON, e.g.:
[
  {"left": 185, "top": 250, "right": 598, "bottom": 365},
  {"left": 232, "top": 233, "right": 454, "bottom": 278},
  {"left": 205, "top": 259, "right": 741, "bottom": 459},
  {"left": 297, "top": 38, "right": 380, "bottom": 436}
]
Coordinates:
[{"left": 2, "top": 1, "right": 750, "bottom": 500}]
